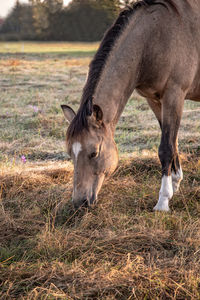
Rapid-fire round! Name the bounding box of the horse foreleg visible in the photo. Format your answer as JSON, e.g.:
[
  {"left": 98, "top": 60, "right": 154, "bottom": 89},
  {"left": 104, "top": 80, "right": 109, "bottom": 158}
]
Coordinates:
[
  {"left": 153, "top": 88, "right": 185, "bottom": 211},
  {"left": 146, "top": 98, "right": 162, "bottom": 128},
  {"left": 147, "top": 98, "right": 183, "bottom": 195}
]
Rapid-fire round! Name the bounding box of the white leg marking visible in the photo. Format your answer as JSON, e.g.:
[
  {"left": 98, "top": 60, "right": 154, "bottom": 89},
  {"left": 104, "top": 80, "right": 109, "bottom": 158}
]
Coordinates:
[
  {"left": 154, "top": 175, "right": 173, "bottom": 212},
  {"left": 72, "top": 142, "right": 82, "bottom": 161},
  {"left": 172, "top": 167, "right": 183, "bottom": 193}
]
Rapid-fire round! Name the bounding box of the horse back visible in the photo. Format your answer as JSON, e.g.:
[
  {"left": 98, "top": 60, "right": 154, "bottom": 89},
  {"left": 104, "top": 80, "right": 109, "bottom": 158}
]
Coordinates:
[{"left": 136, "top": 2, "right": 200, "bottom": 100}]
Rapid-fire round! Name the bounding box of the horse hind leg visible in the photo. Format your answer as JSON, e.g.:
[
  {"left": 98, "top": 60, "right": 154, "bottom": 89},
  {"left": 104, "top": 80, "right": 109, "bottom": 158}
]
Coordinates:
[{"left": 153, "top": 87, "right": 185, "bottom": 211}]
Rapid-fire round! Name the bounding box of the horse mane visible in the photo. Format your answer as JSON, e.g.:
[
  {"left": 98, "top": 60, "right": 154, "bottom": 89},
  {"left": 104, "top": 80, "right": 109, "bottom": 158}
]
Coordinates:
[{"left": 67, "top": 0, "right": 178, "bottom": 139}]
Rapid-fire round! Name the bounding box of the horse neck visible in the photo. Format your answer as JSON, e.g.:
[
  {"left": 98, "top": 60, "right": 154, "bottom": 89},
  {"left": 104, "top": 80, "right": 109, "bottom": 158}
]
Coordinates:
[{"left": 93, "top": 13, "right": 143, "bottom": 132}]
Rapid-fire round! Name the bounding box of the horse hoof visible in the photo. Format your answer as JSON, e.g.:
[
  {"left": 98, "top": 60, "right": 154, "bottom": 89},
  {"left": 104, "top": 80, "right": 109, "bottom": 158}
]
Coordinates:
[{"left": 153, "top": 202, "right": 170, "bottom": 212}]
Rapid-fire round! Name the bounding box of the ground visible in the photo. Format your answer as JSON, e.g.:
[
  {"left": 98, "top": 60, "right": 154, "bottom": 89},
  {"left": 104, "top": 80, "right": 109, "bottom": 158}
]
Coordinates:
[{"left": 0, "top": 42, "right": 200, "bottom": 299}]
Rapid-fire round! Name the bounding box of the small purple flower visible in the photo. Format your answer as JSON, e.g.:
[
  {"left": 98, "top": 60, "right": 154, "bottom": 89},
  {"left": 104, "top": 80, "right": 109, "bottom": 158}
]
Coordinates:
[
  {"left": 21, "top": 155, "right": 26, "bottom": 163},
  {"left": 33, "top": 106, "right": 39, "bottom": 113},
  {"left": 29, "top": 105, "right": 39, "bottom": 113}
]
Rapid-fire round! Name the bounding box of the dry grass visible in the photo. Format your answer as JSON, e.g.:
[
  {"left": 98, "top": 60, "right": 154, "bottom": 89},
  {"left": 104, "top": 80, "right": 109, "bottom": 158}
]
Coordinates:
[
  {"left": 0, "top": 42, "right": 200, "bottom": 299},
  {"left": 0, "top": 154, "right": 200, "bottom": 299}
]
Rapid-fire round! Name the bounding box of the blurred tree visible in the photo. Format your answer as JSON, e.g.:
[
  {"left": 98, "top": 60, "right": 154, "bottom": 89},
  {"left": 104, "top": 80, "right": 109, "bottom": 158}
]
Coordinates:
[
  {"left": 1, "top": 0, "right": 21, "bottom": 34},
  {"left": 97, "top": 0, "right": 133, "bottom": 12},
  {"left": 97, "top": 0, "right": 120, "bottom": 16},
  {"left": 0, "top": 18, "right": 4, "bottom": 27},
  {"left": 0, "top": 1, "right": 35, "bottom": 40},
  {"left": 119, "top": 0, "right": 134, "bottom": 7},
  {"left": 61, "top": 0, "right": 114, "bottom": 41},
  {"left": 0, "top": 0, "right": 134, "bottom": 41},
  {"left": 42, "top": 0, "right": 117, "bottom": 41},
  {"left": 30, "top": 0, "right": 63, "bottom": 38}
]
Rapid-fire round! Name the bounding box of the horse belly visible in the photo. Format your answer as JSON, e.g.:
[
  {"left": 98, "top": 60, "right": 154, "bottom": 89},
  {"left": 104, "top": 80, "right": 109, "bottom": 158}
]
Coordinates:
[{"left": 136, "top": 87, "right": 160, "bottom": 101}]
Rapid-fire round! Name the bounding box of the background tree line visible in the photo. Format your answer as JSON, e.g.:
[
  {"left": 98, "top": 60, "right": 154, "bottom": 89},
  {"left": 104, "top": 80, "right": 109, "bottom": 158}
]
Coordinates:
[{"left": 0, "top": 0, "right": 133, "bottom": 41}]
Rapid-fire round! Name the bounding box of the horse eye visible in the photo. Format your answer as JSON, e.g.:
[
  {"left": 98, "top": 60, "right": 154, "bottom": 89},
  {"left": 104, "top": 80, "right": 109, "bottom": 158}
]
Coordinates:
[{"left": 89, "top": 152, "right": 98, "bottom": 159}]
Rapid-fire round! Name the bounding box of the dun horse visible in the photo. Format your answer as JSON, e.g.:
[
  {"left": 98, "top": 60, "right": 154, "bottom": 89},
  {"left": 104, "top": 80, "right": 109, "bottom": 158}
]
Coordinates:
[{"left": 62, "top": 0, "right": 200, "bottom": 211}]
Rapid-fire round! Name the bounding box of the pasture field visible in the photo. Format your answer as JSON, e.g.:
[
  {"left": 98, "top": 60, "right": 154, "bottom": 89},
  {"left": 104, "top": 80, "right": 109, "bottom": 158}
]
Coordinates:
[{"left": 0, "top": 41, "right": 200, "bottom": 299}]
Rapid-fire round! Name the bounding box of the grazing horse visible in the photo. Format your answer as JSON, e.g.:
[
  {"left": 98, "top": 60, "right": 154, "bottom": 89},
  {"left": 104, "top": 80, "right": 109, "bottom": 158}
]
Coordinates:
[{"left": 62, "top": 0, "right": 200, "bottom": 211}]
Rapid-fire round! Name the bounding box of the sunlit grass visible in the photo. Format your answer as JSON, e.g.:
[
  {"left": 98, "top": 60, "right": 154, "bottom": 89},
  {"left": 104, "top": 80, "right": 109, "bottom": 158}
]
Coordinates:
[{"left": 0, "top": 41, "right": 99, "bottom": 57}]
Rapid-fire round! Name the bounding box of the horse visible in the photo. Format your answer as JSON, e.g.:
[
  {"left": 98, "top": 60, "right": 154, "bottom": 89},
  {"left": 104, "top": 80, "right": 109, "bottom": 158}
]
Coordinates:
[{"left": 61, "top": 0, "right": 200, "bottom": 211}]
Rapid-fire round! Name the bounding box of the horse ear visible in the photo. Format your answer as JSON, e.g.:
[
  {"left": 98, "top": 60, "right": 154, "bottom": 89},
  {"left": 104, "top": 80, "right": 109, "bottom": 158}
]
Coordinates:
[
  {"left": 61, "top": 105, "right": 76, "bottom": 123},
  {"left": 93, "top": 105, "right": 103, "bottom": 123}
]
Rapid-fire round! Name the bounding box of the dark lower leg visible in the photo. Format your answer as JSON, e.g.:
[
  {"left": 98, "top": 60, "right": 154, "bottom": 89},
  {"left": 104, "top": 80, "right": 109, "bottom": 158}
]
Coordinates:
[{"left": 154, "top": 131, "right": 174, "bottom": 211}]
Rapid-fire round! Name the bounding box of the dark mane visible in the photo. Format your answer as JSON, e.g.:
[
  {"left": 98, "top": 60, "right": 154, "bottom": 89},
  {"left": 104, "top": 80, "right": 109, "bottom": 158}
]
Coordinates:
[{"left": 67, "top": 0, "right": 178, "bottom": 139}]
